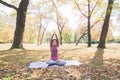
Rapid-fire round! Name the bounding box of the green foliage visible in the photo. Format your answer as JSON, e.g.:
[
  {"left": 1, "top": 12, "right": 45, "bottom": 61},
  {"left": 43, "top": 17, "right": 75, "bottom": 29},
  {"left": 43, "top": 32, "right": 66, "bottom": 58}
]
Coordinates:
[
  {"left": 114, "top": 38, "right": 120, "bottom": 43},
  {"left": 43, "top": 32, "right": 51, "bottom": 43},
  {"left": 63, "top": 32, "right": 72, "bottom": 43},
  {"left": 62, "top": 27, "right": 72, "bottom": 43},
  {"left": 72, "top": 32, "right": 77, "bottom": 43},
  {"left": 81, "top": 34, "right": 88, "bottom": 43},
  {"left": 91, "top": 40, "right": 99, "bottom": 44},
  {"left": 0, "top": 60, "right": 5, "bottom": 66},
  {"left": 2, "top": 77, "right": 12, "bottom": 80}
]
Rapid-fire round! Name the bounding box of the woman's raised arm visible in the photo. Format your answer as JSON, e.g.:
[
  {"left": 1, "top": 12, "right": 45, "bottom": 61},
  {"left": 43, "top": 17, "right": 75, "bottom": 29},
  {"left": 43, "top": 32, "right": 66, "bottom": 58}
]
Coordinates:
[
  {"left": 50, "top": 34, "right": 54, "bottom": 46},
  {"left": 54, "top": 33, "right": 59, "bottom": 47}
]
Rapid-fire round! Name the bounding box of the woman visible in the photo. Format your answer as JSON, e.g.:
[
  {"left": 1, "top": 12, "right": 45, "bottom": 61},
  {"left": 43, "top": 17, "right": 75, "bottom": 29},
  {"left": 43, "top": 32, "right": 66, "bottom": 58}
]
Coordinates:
[
  {"left": 47, "top": 32, "right": 66, "bottom": 66},
  {"left": 50, "top": 33, "right": 59, "bottom": 61}
]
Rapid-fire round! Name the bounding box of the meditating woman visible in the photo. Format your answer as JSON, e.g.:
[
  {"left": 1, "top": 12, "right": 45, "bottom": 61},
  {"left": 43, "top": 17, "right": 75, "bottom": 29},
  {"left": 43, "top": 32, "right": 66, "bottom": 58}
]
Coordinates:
[
  {"left": 50, "top": 33, "right": 59, "bottom": 61},
  {"left": 47, "top": 32, "right": 66, "bottom": 66}
]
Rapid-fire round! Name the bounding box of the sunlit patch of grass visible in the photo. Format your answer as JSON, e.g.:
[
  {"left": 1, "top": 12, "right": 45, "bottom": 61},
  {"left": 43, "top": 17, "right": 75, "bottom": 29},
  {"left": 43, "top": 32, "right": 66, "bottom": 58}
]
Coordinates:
[{"left": 0, "top": 44, "right": 120, "bottom": 66}]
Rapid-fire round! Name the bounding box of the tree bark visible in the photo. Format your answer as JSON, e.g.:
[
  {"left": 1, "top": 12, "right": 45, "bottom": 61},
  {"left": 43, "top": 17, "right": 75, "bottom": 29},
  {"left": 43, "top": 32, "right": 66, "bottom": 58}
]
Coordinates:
[
  {"left": 87, "top": 0, "right": 91, "bottom": 47},
  {"left": 59, "top": 32, "right": 62, "bottom": 45},
  {"left": 98, "top": 0, "right": 114, "bottom": 48},
  {"left": 11, "top": 0, "right": 29, "bottom": 49},
  {"left": 40, "top": 24, "right": 48, "bottom": 45},
  {"left": 57, "top": 14, "right": 63, "bottom": 45},
  {"left": 76, "top": 33, "right": 86, "bottom": 45},
  {"left": 37, "top": 23, "right": 42, "bottom": 45}
]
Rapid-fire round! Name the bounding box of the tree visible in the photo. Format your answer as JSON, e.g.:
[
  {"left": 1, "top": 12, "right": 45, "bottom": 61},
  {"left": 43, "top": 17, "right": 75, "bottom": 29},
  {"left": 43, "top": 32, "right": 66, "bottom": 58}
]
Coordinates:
[
  {"left": 98, "top": 0, "right": 114, "bottom": 48},
  {"left": 91, "top": 20, "right": 114, "bottom": 43},
  {"left": 74, "top": 0, "right": 99, "bottom": 47},
  {"left": 76, "top": 20, "right": 101, "bottom": 45},
  {"left": 29, "top": 0, "right": 52, "bottom": 45},
  {"left": 0, "top": 0, "right": 29, "bottom": 49},
  {"left": 37, "top": 20, "right": 42, "bottom": 45},
  {"left": 40, "top": 22, "right": 49, "bottom": 45}
]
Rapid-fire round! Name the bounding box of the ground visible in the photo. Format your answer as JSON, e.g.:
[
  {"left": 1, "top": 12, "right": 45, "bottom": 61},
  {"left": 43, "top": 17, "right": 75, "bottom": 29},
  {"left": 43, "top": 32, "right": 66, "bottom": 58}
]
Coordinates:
[{"left": 0, "top": 43, "right": 120, "bottom": 80}]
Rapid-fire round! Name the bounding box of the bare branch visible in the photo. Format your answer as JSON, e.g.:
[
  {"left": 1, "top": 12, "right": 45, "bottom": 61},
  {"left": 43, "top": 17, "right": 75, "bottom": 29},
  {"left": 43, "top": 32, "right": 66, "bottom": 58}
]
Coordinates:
[
  {"left": 76, "top": 19, "right": 101, "bottom": 45},
  {"left": 90, "top": 0, "right": 99, "bottom": 16},
  {"left": 47, "top": 17, "right": 61, "bottom": 27},
  {"left": 61, "top": 22, "right": 66, "bottom": 31},
  {"left": 78, "top": 3, "right": 87, "bottom": 6},
  {"left": 0, "top": 0, "right": 18, "bottom": 11},
  {"left": 44, "top": 21, "right": 49, "bottom": 30},
  {"left": 91, "top": 19, "right": 101, "bottom": 28},
  {"left": 74, "top": 0, "right": 88, "bottom": 18},
  {"left": 51, "top": 0, "right": 57, "bottom": 9}
]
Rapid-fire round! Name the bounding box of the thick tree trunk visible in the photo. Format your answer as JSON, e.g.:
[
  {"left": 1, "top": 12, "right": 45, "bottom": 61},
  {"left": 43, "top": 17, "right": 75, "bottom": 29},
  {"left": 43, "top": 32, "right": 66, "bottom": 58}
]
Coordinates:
[
  {"left": 11, "top": 0, "right": 29, "bottom": 49},
  {"left": 98, "top": 0, "right": 114, "bottom": 48}
]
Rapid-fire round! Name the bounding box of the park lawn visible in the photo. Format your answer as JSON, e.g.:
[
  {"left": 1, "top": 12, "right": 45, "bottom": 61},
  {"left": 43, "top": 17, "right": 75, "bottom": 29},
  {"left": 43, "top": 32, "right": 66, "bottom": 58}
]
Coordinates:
[{"left": 0, "top": 43, "right": 120, "bottom": 79}]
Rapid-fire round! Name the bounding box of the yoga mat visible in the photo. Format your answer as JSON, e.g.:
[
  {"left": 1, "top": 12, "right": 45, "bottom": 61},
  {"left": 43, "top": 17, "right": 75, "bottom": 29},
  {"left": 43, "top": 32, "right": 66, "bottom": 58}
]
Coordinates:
[{"left": 28, "top": 60, "right": 83, "bottom": 69}]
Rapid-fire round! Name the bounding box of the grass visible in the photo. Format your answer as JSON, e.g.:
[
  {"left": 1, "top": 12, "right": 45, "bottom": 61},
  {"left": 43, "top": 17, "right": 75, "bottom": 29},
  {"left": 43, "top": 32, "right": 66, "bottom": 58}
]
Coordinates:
[{"left": 0, "top": 43, "right": 120, "bottom": 79}]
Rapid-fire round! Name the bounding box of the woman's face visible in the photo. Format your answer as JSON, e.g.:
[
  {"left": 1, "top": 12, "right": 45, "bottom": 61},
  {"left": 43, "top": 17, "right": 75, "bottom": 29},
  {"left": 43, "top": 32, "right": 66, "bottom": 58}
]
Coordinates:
[{"left": 52, "top": 40, "right": 57, "bottom": 46}]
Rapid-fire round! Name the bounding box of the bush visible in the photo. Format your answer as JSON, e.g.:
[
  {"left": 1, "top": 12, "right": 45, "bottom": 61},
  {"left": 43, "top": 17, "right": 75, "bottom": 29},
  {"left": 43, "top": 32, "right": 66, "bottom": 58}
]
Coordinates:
[{"left": 91, "top": 40, "right": 99, "bottom": 44}]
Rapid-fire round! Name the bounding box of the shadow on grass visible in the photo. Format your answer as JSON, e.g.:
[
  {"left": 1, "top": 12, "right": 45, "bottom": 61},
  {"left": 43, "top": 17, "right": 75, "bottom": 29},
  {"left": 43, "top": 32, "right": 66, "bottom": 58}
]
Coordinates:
[{"left": 89, "top": 48, "right": 104, "bottom": 67}]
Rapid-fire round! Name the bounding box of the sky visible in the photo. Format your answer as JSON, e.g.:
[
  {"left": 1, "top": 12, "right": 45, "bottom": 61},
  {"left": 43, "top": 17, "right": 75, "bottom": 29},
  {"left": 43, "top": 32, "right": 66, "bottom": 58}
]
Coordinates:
[{"left": 58, "top": 2, "right": 80, "bottom": 30}]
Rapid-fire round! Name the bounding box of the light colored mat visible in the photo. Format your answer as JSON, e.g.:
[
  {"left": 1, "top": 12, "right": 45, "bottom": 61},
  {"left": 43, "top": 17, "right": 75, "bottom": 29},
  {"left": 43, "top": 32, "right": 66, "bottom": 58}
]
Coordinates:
[{"left": 28, "top": 60, "right": 83, "bottom": 69}]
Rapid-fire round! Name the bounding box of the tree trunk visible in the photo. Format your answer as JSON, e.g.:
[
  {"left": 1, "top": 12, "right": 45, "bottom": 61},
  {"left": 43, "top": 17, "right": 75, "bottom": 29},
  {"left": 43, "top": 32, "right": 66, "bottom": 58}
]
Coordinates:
[
  {"left": 76, "top": 33, "right": 86, "bottom": 45},
  {"left": 57, "top": 13, "right": 63, "bottom": 45},
  {"left": 76, "top": 20, "right": 100, "bottom": 45},
  {"left": 59, "top": 32, "right": 62, "bottom": 45},
  {"left": 87, "top": 0, "right": 91, "bottom": 47},
  {"left": 11, "top": 0, "right": 29, "bottom": 49},
  {"left": 40, "top": 27, "right": 47, "bottom": 45},
  {"left": 74, "top": 0, "right": 100, "bottom": 46},
  {"left": 37, "top": 24, "right": 42, "bottom": 45},
  {"left": 98, "top": 0, "right": 114, "bottom": 48}
]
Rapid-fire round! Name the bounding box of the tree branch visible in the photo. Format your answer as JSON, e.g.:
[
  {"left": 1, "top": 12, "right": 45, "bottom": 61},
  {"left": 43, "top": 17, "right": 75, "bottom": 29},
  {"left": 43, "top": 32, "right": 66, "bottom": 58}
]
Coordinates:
[
  {"left": 76, "top": 19, "right": 101, "bottom": 45},
  {"left": 61, "top": 21, "right": 66, "bottom": 31},
  {"left": 51, "top": 0, "right": 57, "bottom": 9},
  {"left": 90, "top": 0, "right": 99, "bottom": 16},
  {"left": 74, "top": 0, "right": 88, "bottom": 18},
  {"left": 91, "top": 19, "right": 101, "bottom": 28},
  {"left": 47, "top": 17, "right": 61, "bottom": 27},
  {"left": 0, "top": 0, "right": 18, "bottom": 11},
  {"left": 78, "top": 3, "right": 87, "bottom": 6}
]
